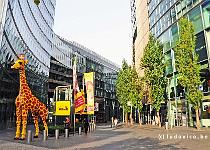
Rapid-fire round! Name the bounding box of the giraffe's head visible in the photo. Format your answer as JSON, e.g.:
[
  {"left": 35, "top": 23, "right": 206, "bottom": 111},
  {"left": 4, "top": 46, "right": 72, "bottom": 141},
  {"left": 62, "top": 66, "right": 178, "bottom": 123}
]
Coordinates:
[{"left": 11, "top": 54, "right": 28, "bottom": 70}]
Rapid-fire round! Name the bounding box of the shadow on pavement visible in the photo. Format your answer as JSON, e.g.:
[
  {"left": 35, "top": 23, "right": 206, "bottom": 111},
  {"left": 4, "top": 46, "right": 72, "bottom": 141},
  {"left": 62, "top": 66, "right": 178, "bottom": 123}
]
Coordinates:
[
  {"left": 0, "top": 126, "right": 131, "bottom": 149},
  {"left": 80, "top": 137, "right": 184, "bottom": 150}
]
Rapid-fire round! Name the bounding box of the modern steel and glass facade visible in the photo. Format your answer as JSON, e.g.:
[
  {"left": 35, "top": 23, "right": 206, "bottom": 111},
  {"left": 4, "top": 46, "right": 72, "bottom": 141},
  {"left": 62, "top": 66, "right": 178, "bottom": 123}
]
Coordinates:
[
  {"left": 0, "top": 0, "right": 56, "bottom": 129},
  {"left": 49, "top": 35, "right": 120, "bottom": 123},
  {"left": 132, "top": 0, "right": 210, "bottom": 126},
  {"left": 0, "top": 0, "right": 119, "bottom": 129}
]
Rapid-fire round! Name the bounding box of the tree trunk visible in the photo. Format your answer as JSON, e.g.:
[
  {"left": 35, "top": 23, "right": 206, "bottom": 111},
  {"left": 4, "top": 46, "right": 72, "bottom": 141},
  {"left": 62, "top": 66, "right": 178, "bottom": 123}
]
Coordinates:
[
  {"left": 195, "top": 107, "right": 201, "bottom": 130},
  {"left": 138, "top": 110, "right": 142, "bottom": 126},
  {"left": 130, "top": 112, "right": 133, "bottom": 126},
  {"left": 125, "top": 112, "right": 128, "bottom": 126},
  {"left": 157, "top": 110, "right": 161, "bottom": 127}
]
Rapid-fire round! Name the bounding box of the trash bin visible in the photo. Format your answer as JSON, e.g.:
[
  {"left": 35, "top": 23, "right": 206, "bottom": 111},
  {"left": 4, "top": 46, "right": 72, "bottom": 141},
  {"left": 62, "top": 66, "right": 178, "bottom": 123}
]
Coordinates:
[{"left": 165, "top": 122, "right": 168, "bottom": 130}]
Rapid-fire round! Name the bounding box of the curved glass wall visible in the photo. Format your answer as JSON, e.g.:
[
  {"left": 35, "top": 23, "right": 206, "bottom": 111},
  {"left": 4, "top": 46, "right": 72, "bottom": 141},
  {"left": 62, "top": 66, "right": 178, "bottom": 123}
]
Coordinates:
[{"left": 0, "top": 0, "right": 56, "bottom": 129}]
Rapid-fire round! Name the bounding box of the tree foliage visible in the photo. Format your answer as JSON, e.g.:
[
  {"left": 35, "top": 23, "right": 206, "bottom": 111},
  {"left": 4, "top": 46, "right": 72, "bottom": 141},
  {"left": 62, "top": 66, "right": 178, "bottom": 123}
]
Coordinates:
[
  {"left": 174, "top": 17, "right": 203, "bottom": 129},
  {"left": 116, "top": 60, "right": 143, "bottom": 113},
  {"left": 116, "top": 60, "right": 130, "bottom": 112},
  {"left": 141, "top": 34, "right": 166, "bottom": 111}
]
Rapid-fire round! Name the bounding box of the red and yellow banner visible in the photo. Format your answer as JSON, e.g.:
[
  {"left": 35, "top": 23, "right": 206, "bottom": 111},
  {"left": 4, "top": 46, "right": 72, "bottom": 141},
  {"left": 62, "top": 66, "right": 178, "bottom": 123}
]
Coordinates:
[
  {"left": 84, "top": 72, "right": 95, "bottom": 114},
  {"left": 75, "top": 91, "right": 85, "bottom": 113}
]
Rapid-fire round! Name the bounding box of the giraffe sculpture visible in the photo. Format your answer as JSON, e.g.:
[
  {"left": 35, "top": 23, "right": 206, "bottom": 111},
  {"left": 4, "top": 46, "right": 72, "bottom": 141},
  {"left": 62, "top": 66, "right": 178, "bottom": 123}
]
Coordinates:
[{"left": 11, "top": 54, "right": 48, "bottom": 140}]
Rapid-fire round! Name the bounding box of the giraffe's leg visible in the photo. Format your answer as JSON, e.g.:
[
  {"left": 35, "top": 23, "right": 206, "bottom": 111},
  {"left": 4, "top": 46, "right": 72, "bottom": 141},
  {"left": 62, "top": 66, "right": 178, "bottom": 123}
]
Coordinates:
[
  {"left": 40, "top": 110, "right": 48, "bottom": 136},
  {"left": 20, "top": 109, "right": 28, "bottom": 140},
  {"left": 14, "top": 106, "right": 22, "bottom": 140},
  {"left": 32, "top": 113, "right": 39, "bottom": 138}
]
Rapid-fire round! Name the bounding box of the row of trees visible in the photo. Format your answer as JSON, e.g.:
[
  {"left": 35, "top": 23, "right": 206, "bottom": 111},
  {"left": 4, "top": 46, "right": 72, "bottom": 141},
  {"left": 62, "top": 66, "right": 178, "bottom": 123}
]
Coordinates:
[
  {"left": 116, "top": 62, "right": 144, "bottom": 126},
  {"left": 116, "top": 17, "right": 203, "bottom": 129}
]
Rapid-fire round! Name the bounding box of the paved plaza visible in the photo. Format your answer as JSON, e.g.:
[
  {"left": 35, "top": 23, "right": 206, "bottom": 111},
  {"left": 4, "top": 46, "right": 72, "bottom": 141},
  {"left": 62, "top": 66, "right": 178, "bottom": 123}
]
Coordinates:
[{"left": 0, "top": 124, "right": 210, "bottom": 150}]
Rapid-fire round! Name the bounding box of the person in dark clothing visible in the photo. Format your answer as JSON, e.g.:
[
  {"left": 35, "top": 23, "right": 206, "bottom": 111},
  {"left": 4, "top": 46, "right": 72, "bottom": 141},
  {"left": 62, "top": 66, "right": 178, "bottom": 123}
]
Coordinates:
[
  {"left": 64, "top": 117, "right": 71, "bottom": 129},
  {"left": 84, "top": 120, "right": 89, "bottom": 134}
]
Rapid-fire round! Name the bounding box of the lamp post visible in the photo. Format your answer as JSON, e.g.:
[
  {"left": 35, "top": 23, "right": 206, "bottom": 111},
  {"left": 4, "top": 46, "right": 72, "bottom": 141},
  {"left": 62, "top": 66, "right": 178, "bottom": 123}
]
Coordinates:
[
  {"left": 171, "top": 49, "right": 178, "bottom": 126},
  {"left": 167, "top": 78, "right": 172, "bottom": 128},
  {"left": 112, "top": 101, "right": 115, "bottom": 118}
]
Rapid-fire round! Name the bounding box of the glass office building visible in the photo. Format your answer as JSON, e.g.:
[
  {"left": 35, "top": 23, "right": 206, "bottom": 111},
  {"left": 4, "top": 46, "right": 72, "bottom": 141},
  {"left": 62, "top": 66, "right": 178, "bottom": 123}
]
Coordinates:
[
  {"left": 0, "top": 0, "right": 56, "bottom": 129},
  {"left": 132, "top": 0, "right": 210, "bottom": 126},
  {"left": 48, "top": 35, "right": 120, "bottom": 123},
  {"left": 148, "top": 0, "right": 210, "bottom": 126}
]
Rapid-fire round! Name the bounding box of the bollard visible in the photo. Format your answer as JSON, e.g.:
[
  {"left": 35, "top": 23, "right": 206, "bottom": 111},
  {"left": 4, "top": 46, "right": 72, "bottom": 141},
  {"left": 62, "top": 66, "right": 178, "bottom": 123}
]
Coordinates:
[
  {"left": 78, "top": 127, "right": 82, "bottom": 135},
  {"left": 93, "top": 123, "right": 96, "bottom": 131},
  {"left": 65, "top": 129, "right": 69, "bottom": 138},
  {"left": 89, "top": 123, "right": 91, "bottom": 132},
  {"left": 43, "top": 130, "right": 47, "bottom": 141},
  {"left": 27, "top": 130, "right": 32, "bottom": 144},
  {"left": 55, "top": 129, "right": 59, "bottom": 139},
  {"left": 165, "top": 122, "right": 168, "bottom": 130},
  {"left": 90, "top": 123, "right": 92, "bottom": 132}
]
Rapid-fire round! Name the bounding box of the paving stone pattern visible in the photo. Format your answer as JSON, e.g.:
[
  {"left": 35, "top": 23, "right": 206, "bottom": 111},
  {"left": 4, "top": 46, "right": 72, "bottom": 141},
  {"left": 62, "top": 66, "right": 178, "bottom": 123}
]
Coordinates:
[{"left": 0, "top": 124, "right": 209, "bottom": 150}]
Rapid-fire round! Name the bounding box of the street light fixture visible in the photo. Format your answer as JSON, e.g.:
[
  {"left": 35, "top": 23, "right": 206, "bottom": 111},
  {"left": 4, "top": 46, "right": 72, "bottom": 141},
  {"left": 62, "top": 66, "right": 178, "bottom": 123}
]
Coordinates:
[{"left": 34, "top": 0, "right": 40, "bottom": 5}]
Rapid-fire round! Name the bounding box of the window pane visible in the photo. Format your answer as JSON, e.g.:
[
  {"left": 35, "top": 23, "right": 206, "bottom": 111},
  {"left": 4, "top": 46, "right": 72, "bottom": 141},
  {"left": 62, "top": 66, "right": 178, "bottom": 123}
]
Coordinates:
[
  {"left": 195, "top": 32, "right": 207, "bottom": 62},
  {"left": 202, "top": 1, "right": 210, "bottom": 29},
  {"left": 188, "top": 6, "right": 203, "bottom": 33},
  {"left": 165, "top": 50, "right": 173, "bottom": 75},
  {"left": 171, "top": 23, "right": 179, "bottom": 47}
]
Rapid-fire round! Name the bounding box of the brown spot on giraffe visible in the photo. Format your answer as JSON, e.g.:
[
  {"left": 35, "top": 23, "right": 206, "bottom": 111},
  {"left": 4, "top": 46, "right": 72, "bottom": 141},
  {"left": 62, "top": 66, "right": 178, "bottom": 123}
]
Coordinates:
[{"left": 11, "top": 54, "right": 48, "bottom": 140}]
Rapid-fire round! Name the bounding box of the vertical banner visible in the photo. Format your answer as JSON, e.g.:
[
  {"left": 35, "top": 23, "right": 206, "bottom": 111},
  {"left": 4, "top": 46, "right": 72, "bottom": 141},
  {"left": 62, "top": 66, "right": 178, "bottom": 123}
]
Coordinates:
[
  {"left": 84, "top": 72, "right": 95, "bottom": 114},
  {"left": 73, "top": 56, "right": 85, "bottom": 112},
  {"left": 73, "top": 56, "right": 79, "bottom": 96},
  {"left": 75, "top": 91, "right": 85, "bottom": 113}
]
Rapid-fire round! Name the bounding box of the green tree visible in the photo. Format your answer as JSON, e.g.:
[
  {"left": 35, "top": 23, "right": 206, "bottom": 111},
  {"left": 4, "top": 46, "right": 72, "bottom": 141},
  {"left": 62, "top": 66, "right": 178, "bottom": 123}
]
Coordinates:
[
  {"left": 116, "top": 60, "right": 144, "bottom": 126},
  {"left": 135, "top": 76, "right": 144, "bottom": 126},
  {"left": 141, "top": 34, "right": 166, "bottom": 127},
  {"left": 127, "top": 66, "right": 144, "bottom": 126},
  {"left": 116, "top": 60, "right": 130, "bottom": 125},
  {"left": 174, "top": 17, "right": 203, "bottom": 130}
]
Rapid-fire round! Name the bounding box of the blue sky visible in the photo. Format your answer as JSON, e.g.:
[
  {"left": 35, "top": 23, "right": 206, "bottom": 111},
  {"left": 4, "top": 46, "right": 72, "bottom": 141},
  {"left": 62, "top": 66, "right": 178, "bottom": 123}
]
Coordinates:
[{"left": 53, "top": 0, "right": 132, "bottom": 66}]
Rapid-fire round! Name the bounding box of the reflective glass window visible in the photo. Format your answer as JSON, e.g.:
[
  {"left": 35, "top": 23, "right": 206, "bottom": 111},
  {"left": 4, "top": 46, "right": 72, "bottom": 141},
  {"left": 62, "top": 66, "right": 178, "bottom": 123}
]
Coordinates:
[
  {"left": 165, "top": 50, "right": 173, "bottom": 75},
  {"left": 195, "top": 32, "right": 207, "bottom": 62},
  {"left": 202, "top": 2, "right": 210, "bottom": 29},
  {"left": 171, "top": 23, "right": 179, "bottom": 47},
  {"left": 188, "top": 6, "right": 203, "bottom": 33}
]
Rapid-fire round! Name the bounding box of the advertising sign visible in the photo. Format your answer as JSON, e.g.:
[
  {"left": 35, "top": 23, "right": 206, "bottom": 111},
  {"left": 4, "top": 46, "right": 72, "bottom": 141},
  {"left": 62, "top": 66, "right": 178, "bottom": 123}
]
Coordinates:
[
  {"left": 53, "top": 101, "right": 70, "bottom": 116},
  {"left": 75, "top": 91, "right": 85, "bottom": 113},
  {"left": 84, "top": 72, "right": 95, "bottom": 114}
]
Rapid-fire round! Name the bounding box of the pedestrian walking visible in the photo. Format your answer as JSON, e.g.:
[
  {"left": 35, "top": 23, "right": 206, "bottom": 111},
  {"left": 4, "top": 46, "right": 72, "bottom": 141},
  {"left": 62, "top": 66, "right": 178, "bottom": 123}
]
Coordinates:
[
  {"left": 84, "top": 119, "right": 89, "bottom": 135},
  {"left": 114, "top": 118, "right": 118, "bottom": 127}
]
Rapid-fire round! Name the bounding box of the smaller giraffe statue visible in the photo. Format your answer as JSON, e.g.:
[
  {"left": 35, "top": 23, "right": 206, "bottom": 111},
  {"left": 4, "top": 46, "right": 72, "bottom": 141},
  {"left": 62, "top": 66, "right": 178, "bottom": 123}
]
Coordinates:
[{"left": 11, "top": 54, "right": 48, "bottom": 140}]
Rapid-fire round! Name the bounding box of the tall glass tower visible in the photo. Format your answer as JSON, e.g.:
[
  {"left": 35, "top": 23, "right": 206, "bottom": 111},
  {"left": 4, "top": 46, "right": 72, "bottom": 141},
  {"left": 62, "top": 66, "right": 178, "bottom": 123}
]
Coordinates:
[{"left": 0, "top": 0, "right": 56, "bottom": 129}]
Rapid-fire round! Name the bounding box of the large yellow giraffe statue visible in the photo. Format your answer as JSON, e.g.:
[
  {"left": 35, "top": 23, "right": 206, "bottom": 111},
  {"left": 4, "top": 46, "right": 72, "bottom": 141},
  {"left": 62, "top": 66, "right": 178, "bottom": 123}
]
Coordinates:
[{"left": 11, "top": 54, "right": 48, "bottom": 140}]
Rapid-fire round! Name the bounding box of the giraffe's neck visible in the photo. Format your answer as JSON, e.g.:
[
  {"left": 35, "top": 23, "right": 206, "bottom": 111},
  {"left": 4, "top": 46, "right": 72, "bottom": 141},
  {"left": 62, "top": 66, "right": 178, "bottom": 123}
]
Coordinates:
[{"left": 19, "top": 68, "right": 27, "bottom": 85}]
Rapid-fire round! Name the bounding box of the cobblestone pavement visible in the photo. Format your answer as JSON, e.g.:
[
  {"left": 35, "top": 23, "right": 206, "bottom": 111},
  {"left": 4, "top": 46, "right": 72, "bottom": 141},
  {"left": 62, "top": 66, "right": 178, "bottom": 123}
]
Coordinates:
[{"left": 0, "top": 124, "right": 210, "bottom": 150}]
